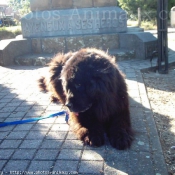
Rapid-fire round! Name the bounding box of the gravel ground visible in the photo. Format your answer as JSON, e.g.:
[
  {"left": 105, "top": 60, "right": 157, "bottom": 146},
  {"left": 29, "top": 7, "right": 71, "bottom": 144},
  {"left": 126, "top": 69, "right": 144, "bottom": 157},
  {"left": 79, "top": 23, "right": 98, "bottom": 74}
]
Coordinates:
[{"left": 142, "top": 65, "right": 175, "bottom": 175}]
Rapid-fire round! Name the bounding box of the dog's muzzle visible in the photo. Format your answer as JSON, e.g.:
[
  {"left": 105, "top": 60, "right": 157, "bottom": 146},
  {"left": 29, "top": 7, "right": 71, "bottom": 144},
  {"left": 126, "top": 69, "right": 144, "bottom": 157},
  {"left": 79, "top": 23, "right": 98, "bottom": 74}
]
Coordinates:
[
  {"left": 65, "top": 102, "right": 73, "bottom": 109},
  {"left": 65, "top": 102, "right": 92, "bottom": 113}
]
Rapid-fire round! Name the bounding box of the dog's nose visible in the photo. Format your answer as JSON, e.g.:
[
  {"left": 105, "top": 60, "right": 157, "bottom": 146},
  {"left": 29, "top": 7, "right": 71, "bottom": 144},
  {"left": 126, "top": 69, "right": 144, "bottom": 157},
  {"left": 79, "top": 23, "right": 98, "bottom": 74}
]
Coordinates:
[{"left": 65, "top": 102, "right": 73, "bottom": 109}]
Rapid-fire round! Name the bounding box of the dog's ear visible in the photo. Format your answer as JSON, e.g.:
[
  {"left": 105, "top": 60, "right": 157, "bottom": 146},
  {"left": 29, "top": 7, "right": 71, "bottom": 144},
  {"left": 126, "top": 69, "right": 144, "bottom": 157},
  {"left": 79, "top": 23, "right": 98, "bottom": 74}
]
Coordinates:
[
  {"left": 88, "top": 78, "right": 107, "bottom": 98},
  {"left": 88, "top": 80, "right": 96, "bottom": 97}
]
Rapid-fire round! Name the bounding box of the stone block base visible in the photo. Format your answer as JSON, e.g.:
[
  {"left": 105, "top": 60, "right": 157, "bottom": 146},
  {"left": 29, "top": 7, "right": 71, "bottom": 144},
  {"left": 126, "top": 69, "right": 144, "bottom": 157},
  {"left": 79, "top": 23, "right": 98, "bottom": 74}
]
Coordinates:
[
  {"left": 0, "top": 31, "right": 157, "bottom": 66},
  {"left": 30, "top": 32, "right": 157, "bottom": 60},
  {"left": 31, "top": 33, "right": 120, "bottom": 54}
]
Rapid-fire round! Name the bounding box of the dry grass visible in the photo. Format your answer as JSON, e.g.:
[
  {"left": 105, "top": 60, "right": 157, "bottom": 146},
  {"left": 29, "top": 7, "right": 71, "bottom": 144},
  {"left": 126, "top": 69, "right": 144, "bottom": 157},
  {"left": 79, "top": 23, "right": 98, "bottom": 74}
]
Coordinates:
[
  {"left": 141, "top": 20, "right": 157, "bottom": 30},
  {"left": 0, "top": 26, "right": 22, "bottom": 40},
  {"left": 127, "top": 20, "right": 138, "bottom": 27},
  {"left": 127, "top": 20, "right": 157, "bottom": 30}
]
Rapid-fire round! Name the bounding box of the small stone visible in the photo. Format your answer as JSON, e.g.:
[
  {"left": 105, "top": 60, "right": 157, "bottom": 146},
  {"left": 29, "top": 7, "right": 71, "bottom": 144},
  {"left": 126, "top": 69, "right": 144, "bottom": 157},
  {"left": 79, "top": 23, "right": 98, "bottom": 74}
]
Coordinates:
[
  {"left": 138, "top": 141, "right": 145, "bottom": 146},
  {"left": 171, "top": 146, "right": 175, "bottom": 149}
]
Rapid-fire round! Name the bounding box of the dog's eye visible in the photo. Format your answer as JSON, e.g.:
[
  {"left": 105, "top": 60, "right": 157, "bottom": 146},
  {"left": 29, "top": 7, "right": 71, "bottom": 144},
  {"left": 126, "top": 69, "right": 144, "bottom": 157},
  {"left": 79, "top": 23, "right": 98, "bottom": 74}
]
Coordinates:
[{"left": 75, "top": 83, "right": 81, "bottom": 89}]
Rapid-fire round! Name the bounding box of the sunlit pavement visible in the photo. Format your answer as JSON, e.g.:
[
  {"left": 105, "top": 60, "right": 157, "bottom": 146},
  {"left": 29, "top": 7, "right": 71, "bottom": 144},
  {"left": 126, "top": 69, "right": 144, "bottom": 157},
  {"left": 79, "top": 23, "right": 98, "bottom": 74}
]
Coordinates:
[{"left": 1, "top": 29, "right": 175, "bottom": 174}]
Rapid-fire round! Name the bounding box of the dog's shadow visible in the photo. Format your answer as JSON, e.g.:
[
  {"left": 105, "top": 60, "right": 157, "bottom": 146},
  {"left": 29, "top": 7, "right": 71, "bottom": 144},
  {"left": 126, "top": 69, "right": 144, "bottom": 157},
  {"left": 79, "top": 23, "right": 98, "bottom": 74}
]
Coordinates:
[
  {"left": 35, "top": 97, "right": 155, "bottom": 175},
  {"left": 61, "top": 96, "right": 160, "bottom": 175}
]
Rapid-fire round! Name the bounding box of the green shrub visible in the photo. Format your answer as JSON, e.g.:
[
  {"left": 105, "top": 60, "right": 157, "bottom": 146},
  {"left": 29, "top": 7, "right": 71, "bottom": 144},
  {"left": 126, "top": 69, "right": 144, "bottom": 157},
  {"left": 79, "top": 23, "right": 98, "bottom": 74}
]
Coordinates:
[{"left": 118, "top": 0, "right": 157, "bottom": 21}]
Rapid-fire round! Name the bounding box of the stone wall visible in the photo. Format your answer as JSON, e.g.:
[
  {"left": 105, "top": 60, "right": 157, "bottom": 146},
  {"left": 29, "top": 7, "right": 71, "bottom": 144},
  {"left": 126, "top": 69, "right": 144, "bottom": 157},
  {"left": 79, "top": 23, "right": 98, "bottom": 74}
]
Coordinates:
[
  {"left": 30, "top": 31, "right": 157, "bottom": 61},
  {"left": 30, "top": 0, "right": 117, "bottom": 11},
  {"left": 31, "top": 33, "right": 119, "bottom": 54}
]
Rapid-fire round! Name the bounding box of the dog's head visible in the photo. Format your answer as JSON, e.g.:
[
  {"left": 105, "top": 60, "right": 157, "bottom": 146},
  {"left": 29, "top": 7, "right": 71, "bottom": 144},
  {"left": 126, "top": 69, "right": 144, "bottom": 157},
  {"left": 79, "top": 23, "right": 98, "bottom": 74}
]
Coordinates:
[{"left": 60, "top": 49, "right": 115, "bottom": 113}]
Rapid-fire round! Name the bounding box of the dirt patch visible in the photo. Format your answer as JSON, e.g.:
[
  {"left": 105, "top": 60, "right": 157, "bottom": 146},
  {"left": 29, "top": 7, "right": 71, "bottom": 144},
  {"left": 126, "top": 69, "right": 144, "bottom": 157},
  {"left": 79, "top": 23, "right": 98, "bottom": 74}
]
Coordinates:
[{"left": 142, "top": 65, "right": 175, "bottom": 175}]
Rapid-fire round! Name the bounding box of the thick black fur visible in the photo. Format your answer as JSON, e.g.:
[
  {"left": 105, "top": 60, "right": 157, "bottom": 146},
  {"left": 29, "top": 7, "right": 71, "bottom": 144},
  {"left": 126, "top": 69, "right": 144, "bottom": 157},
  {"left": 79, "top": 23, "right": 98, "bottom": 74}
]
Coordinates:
[{"left": 38, "top": 48, "right": 134, "bottom": 150}]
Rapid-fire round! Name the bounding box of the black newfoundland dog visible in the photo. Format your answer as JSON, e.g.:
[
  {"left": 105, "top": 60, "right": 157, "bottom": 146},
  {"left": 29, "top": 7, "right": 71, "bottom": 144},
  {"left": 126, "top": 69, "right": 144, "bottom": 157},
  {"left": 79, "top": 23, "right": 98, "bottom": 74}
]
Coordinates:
[{"left": 38, "top": 48, "right": 134, "bottom": 150}]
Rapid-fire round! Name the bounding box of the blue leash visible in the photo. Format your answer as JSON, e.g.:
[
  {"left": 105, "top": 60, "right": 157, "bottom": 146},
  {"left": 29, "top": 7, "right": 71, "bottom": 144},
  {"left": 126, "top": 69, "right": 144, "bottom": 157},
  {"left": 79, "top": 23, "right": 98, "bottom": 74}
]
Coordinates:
[{"left": 0, "top": 111, "right": 69, "bottom": 128}]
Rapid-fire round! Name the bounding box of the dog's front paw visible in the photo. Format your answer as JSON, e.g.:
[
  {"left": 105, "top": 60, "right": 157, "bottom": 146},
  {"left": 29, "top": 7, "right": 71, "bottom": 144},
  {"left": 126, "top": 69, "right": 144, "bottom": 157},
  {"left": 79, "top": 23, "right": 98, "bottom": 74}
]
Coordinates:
[
  {"left": 84, "top": 134, "right": 104, "bottom": 147},
  {"left": 76, "top": 127, "right": 89, "bottom": 140},
  {"left": 76, "top": 128, "right": 104, "bottom": 147},
  {"left": 109, "top": 129, "right": 134, "bottom": 150}
]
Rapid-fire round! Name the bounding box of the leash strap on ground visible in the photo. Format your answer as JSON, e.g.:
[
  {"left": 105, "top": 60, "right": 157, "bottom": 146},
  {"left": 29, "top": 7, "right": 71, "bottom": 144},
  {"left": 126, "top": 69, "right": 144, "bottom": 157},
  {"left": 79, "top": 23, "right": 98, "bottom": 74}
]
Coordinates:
[{"left": 0, "top": 111, "right": 69, "bottom": 128}]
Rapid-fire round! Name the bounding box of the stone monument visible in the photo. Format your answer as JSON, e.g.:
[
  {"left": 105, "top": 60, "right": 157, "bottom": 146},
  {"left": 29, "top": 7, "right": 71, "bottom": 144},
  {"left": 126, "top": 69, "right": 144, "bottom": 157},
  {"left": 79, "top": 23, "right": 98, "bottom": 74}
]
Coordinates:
[
  {"left": 21, "top": 0, "right": 127, "bottom": 55},
  {"left": 0, "top": 0, "right": 157, "bottom": 66},
  {"left": 20, "top": 0, "right": 157, "bottom": 62}
]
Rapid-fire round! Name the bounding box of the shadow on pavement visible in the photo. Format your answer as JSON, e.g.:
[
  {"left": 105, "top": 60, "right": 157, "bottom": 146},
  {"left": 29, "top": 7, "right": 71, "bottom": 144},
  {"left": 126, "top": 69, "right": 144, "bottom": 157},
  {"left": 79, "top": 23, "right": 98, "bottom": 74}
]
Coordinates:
[{"left": 0, "top": 66, "right": 168, "bottom": 175}]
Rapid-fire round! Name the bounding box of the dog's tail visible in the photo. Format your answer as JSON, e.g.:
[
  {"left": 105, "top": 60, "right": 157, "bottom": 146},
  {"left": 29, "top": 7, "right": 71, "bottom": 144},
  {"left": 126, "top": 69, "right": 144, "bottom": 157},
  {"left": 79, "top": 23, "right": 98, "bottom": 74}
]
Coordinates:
[{"left": 38, "top": 76, "right": 48, "bottom": 92}]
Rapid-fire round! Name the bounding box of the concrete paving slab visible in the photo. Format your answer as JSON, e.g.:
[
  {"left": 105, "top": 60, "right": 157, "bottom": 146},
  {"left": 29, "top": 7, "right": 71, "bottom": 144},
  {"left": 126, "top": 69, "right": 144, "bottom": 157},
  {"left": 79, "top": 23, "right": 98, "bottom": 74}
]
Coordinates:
[{"left": 0, "top": 55, "right": 173, "bottom": 174}]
